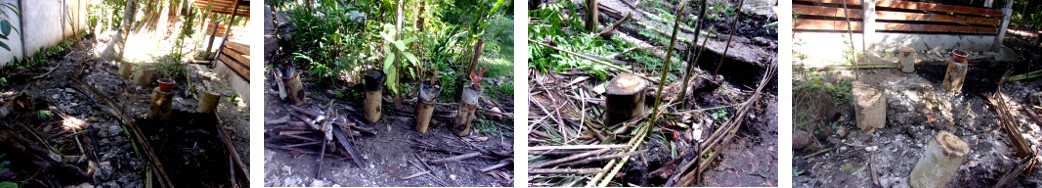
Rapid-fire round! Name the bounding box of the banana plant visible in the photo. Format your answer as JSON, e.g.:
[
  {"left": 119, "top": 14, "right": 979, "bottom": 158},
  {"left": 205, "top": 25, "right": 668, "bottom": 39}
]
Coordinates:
[
  {"left": 0, "top": 3, "right": 21, "bottom": 51},
  {"left": 379, "top": 23, "right": 420, "bottom": 96}
]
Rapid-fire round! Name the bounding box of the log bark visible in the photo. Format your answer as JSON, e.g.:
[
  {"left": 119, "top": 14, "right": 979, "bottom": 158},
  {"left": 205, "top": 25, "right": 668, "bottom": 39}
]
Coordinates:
[
  {"left": 899, "top": 47, "right": 916, "bottom": 73},
  {"left": 604, "top": 73, "right": 647, "bottom": 126},
  {"left": 197, "top": 90, "right": 221, "bottom": 114},
  {"left": 454, "top": 87, "right": 481, "bottom": 136},
  {"left": 133, "top": 66, "right": 156, "bottom": 87},
  {"left": 942, "top": 59, "right": 968, "bottom": 93},
  {"left": 148, "top": 87, "right": 173, "bottom": 121},
  {"left": 853, "top": 83, "right": 885, "bottom": 132},
  {"left": 586, "top": 0, "right": 599, "bottom": 32},
  {"left": 910, "top": 131, "right": 970, "bottom": 188},
  {"left": 284, "top": 70, "right": 306, "bottom": 106}
]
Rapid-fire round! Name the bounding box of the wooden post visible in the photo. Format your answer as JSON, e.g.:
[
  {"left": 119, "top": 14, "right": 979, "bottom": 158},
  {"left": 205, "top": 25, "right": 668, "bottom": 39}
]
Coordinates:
[
  {"left": 133, "top": 66, "right": 157, "bottom": 87},
  {"left": 415, "top": 83, "right": 440, "bottom": 133},
  {"left": 119, "top": 61, "right": 135, "bottom": 78},
  {"left": 993, "top": 0, "right": 1013, "bottom": 51},
  {"left": 148, "top": 87, "right": 173, "bottom": 121},
  {"left": 942, "top": 59, "right": 968, "bottom": 93},
  {"left": 454, "top": 86, "right": 481, "bottom": 136},
  {"left": 910, "top": 131, "right": 970, "bottom": 188},
  {"left": 17, "top": 0, "right": 26, "bottom": 61},
  {"left": 363, "top": 70, "right": 385, "bottom": 123},
  {"left": 197, "top": 90, "right": 221, "bottom": 114},
  {"left": 984, "top": 0, "right": 994, "bottom": 8},
  {"left": 284, "top": 70, "right": 306, "bottom": 106},
  {"left": 861, "top": 0, "right": 876, "bottom": 51},
  {"left": 898, "top": 47, "right": 916, "bottom": 73},
  {"left": 586, "top": 0, "right": 598, "bottom": 32},
  {"left": 205, "top": 20, "right": 220, "bottom": 57},
  {"left": 604, "top": 73, "right": 647, "bottom": 126},
  {"left": 853, "top": 83, "right": 885, "bottom": 132}
]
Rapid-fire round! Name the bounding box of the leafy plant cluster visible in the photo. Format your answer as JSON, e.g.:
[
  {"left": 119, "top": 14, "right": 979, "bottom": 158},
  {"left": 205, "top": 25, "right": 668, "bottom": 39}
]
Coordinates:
[
  {"left": 87, "top": 0, "right": 128, "bottom": 33},
  {"left": 275, "top": 0, "right": 509, "bottom": 98},
  {"left": 0, "top": 36, "right": 79, "bottom": 87}
]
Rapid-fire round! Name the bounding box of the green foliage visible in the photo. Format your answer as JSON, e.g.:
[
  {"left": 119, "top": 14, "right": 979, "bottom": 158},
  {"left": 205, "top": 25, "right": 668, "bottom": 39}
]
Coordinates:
[
  {"left": 33, "top": 110, "right": 52, "bottom": 121},
  {"left": 0, "top": 3, "right": 20, "bottom": 51},
  {"left": 793, "top": 72, "right": 852, "bottom": 105},
  {"left": 792, "top": 166, "right": 804, "bottom": 177},
  {"left": 155, "top": 53, "right": 187, "bottom": 79},
  {"left": 379, "top": 24, "right": 421, "bottom": 96}
]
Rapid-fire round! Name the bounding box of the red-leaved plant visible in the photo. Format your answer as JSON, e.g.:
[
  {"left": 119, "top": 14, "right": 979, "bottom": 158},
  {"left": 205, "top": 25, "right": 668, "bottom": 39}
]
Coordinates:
[{"left": 468, "top": 67, "right": 487, "bottom": 89}]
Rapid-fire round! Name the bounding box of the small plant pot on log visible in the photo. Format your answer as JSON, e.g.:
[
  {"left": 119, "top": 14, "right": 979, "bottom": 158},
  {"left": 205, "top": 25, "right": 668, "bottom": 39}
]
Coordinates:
[
  {"left": 197, "top": 90, "right": 221, "bottom": 114},
  {"left": 282, "top": 66, "right": 306, "bottom": 106},
  {"left": 899, "top": 47, "right": 917, "bottom": 73},
  {"left": 910, "top": 130, "right": 970, "bottom": 188},
  {"left": 942, "top": 57, "right": 968, "bottom": 93},
  {"left": 951, "top": 49, "right": 968, "bottom": 63},
  {"left": 853, "top": 83, "right": 885, "bottom": 132},
  {"left": 119, "top": 61, "right": 135, "bottom": 78},
  {"left": 133, "top": 66, "right": 157, "bottom": 87},
  {"left": 604, "top": 73, "right": 647, "bottom": 126},
  {"left": 363, "top": 69, "right": 386, "bottom": 123},
  {"left": 454, "top": 85, "right": 482, "bottom": 136},
  {"left": 157, "top": 78, "right": 175, "bottom": 92},
  {"left": 415, "top": 81, "right": 441, "bottom": 133},
  {"left": 149, "top": 87, "right": 174, "bottom": 121}
]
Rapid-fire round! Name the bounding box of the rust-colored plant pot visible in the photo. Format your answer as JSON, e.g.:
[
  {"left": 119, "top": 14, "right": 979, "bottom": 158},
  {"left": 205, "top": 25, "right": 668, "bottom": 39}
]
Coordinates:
[
  {"left": 951, "top": 49, "right": 968, "bottom": 63},
  {"left": 157, "top": 78, "right": 175, "bottom": 92}
]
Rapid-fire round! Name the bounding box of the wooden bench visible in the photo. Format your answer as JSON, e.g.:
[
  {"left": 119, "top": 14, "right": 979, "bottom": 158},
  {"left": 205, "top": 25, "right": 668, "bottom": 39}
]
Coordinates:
[
  {"left": 217, "top": 41, "right": 250, "bottom": 81},
  {"left": 793, "top": 0, "right": 1004, "bottom": 35}
]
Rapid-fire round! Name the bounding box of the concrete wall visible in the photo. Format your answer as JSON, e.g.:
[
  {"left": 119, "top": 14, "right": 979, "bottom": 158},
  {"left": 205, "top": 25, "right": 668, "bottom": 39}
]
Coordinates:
[
  {"left": 0, "top": 0, "right": 88, "bottom": 66},
  {"left": 793, "top": 32, "right": 997, "bottom": 67}
]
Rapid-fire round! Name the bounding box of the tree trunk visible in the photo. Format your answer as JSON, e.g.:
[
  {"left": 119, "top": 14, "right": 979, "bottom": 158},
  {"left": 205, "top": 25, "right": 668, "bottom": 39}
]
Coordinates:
[
  {"left": 586, "top": 0, "right": 598, "bottom": 32},
  {"left": 909, "top": 131, "right": 970, "bottom": 188},
  {"left": 101, "top": 0, "right": 140, "bottom": 61}
]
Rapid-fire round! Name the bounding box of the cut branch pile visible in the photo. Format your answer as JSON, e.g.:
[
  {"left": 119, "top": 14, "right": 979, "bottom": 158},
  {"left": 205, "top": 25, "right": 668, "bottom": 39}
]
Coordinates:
[{"left": 264, "top": 102, "right": 373, "bottom": 177}]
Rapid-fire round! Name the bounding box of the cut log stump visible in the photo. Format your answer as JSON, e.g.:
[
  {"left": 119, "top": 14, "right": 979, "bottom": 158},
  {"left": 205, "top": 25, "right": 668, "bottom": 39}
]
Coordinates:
[
  {"left": 133, "top": 66, "right": 156, "bottom": 87},
  {"left": 942, "top": 59, "right": 968, "bottom": 93},
  {"left": 148, "top": 87, "right": 173, "bottom": 121},
  {"left": 853, "top": 83, "right": 886, "bottom": 132},
  {"left": 899, "top": 47, "right": 917, "bottom": 73},
  {"left": 605, "top": 73, "right": 647, "bottom": 126},
  {"left": 910, "top": 131, "right": 970, "bottom": 188},
  {"left": 197, "top": 90, "right": 221, "bottom": 114}
]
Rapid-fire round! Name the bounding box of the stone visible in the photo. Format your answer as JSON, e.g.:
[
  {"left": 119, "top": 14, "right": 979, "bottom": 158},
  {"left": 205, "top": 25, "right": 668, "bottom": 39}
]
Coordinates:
[
  {"left": 99, "top": 182, "right": 119, "bottom": 188},
  {"left": 793, "top": 130, "right": 812, "bottom": 151},
  {"left": 65, "top": 88, "right": 76, "bottom": 93},
  {"left": 53, "top": 94, "right": 61, "bottom": 100},
  {"left": 312, "top": 179, "right": 327, "bottom": 187}
]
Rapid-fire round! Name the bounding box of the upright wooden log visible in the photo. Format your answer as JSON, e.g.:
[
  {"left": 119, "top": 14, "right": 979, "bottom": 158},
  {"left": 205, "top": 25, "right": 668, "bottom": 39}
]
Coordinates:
[
  {"left": 898, "top": 47, "right": 917, "bottom": 73},
  {"left": 197, "top": 90, "right": 221, "bottom": 114},
  {"left": 604, "top": 73, "right": 647, "bottom": 126},
  {"left": 942, "top": 59, "right": 968, "bottom": 93},
  {"left": 586, "top": 0, "right": 598, "bottom": 32},
  {"left": 853, "top": 83, "right": 885, "bottom": 132},
  {"left": 364, "top": 70, "right": 385, "bottom": 123},
  {"left": 133, "top": 66, "right": 156, "bottom": 87},
  {"left": 992, "top": 0, "right": 1013, "bottom": 51},
  {"left": 454, "top": 86, "right": 481, "bottom": 136},
  {"left": 119, "top": 61, "right": 134, "bottom": 78},
  {"left": 148, "top": 87, "right": 173, "bottom": 121},
  {"left": 910, "top": 131, "right": 970, "bottom": 188},
  {"left": 415, "top": 83, "right": 441, "bottom": 133},
  {"left": 283, "top": 69, "right": 305, "bottom": 106}
]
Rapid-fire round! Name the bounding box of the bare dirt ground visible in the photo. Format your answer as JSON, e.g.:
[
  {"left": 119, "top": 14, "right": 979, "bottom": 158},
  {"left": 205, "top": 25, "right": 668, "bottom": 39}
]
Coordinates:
[
  {"left": 793, "top": 61, "right": 1042, "bottom": 187},
  {"left": 261, "top": 70, "right": 516, "bottom": 187},
  {"left": 0, "top": 33, "right": 249, "bottom": 187}
]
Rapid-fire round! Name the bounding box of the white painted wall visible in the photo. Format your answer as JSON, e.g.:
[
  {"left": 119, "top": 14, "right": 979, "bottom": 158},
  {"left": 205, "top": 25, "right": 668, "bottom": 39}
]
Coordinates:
[
  {"left": 0, "top": 0, "right": 88, "bottom": 66},
  {"left": 793, "top": 32, "right": 998, "bottom": 67}
]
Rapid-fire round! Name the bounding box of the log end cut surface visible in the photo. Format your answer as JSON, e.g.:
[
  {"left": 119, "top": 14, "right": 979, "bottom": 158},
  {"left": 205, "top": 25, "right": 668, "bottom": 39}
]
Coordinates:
[
  {"left": 935, "top": 131, "right": 970, "bottom": 157},
  {"left": 606, "top": 73, "right": 647, "bottom": 96}
]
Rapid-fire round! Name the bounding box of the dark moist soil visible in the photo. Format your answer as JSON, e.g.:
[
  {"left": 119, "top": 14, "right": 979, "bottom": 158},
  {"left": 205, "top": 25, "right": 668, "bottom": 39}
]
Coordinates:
[
  {"left": 793, "top": 68, "right": 1042, "bottom": 188},
  {"left": 916, "top": 59, "right": 1034, "bottom": 97},
  {"left": 138, "top": 111, "right": 242, "bottom": 187},
  {"left": 263, "top": 71, "right": 515, "bottom": 187},
  {"left": 0, "top": 32, "right": 251, "bottom": 187}
]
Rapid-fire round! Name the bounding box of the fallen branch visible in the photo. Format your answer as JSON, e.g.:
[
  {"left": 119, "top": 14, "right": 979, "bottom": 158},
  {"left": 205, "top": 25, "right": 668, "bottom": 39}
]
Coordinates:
[
  {"left": 528, "top": 144, "right": 629, "bottom": 151},
  {"left": 530, "top": 168, "right": 603, "bottom": 174},
  {"left": 430, "top": 152, "right": 482, "bottom": 164},
  {"left": 992, "top": 156, "right": 1038, "bottom": 188},
  {"left": 557, "top": 150, "right": 647, "bottom": 166},
  {"left": 592, "top": 12, "right": 632, "bottom": 39},
  {"left": 401, "top": 170, "right": 431, "bottom": 180},
  {"left": 529, "top": 148, "right": 610, "bottom": 169},
  {"left": 481, "top": 160, "right": 513, "bottom": 172},
  {"left": 528, "top": 39, "right": 659, "bottom": 84}
]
